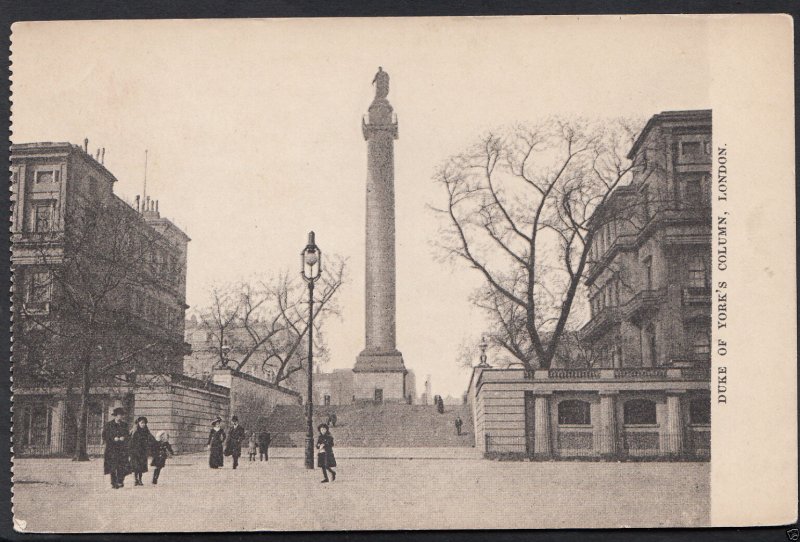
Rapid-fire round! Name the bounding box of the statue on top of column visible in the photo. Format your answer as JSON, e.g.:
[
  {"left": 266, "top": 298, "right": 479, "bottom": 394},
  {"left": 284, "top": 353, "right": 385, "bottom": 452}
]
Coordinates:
[{"left": 372, "top": 67, "right": 389, "bottom": 100}]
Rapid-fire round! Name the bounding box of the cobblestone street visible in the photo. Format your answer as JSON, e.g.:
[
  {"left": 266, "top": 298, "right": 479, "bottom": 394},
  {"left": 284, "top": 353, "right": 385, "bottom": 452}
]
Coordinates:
[{"left": 12, "top": 451, "right": 709, "bottom": 532}]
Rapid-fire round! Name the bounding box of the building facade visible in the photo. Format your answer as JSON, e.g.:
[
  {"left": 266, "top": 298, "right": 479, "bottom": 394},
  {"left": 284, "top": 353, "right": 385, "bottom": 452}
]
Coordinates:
[
  {"left": 466, "top": 111, "right": 712, "bottom": 461},
  {"left": 12, "top": 141, "right": 191, "bottom": 456}
]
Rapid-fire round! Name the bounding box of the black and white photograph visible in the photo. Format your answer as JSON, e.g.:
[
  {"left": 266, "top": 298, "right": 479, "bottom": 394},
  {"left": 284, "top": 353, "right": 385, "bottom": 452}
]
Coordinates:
[{"left": 8, "top": 15, "right": 796, "bottom": 532}]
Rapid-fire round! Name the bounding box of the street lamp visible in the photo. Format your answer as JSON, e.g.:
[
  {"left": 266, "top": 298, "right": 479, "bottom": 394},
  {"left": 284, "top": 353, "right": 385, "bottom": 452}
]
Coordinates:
[
  {"left": 477, "top": 336, "right": 490, "bottom": 368},
  {"left": 300, "top": 231, "right": 322, "bottom": 469}
]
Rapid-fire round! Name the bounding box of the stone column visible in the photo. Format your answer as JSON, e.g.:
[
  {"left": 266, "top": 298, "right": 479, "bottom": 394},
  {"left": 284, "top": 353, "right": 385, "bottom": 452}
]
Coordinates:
[
  {"left": 595, "top": 392, "right": 618, "bottom": 458},
  {"left": 663, "top": 391, "right": 685, "bottom": 457},
  {"left": 533, "top": 394, "right": 552, "bottom": 460},
  {"left": 50, "top": 399, "right": 66, "bottom": 454}
]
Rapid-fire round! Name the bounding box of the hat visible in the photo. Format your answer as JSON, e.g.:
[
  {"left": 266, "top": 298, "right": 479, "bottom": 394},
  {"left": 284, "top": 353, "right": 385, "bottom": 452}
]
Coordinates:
[
  {"left": 317, "top": 423, "right": 329, "bottom": 432},
  {"left": 136, "top": 416, "right": 148, "bottom": 424},
  {"left": 212, "top": 416, "right": 222, "bottom": 426},
  {"left": 155, "top": 430, "right": 168, "bottom": 441},
  {"left": 112, "top": 407, "right": 126, "bottom": 416},
  {"left": 231, "top": 416, "right": 239, "bottom": 423}
]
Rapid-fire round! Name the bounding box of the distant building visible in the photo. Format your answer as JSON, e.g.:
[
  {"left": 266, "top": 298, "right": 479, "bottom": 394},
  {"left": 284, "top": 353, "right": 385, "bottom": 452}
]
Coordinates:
[{"left": 467, "top": 111, "right": 712, "bottom": 461}]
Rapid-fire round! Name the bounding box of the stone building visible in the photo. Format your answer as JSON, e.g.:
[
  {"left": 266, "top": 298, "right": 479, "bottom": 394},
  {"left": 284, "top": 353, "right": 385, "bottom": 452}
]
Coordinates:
[
  {"left": 11, "top": 141, "right": 191, "bottom": 455},
  {"left": 466, "top": 111, "right": 712, "bottom": 461}
]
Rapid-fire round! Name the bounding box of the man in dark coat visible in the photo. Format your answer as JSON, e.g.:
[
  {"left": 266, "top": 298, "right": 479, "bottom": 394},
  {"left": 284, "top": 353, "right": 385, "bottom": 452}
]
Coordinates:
[
  {"left": 102, "top": 407, "right": 131, "bottom": 489},
  {"left": 226, "top": 415, "right": 246, "bottom": 469},
  {"left": 455, "top": 415, "right": 463, "bottom": 436},
  {"left": 258, "top": 430, "right": 271, "bottom": 462}
]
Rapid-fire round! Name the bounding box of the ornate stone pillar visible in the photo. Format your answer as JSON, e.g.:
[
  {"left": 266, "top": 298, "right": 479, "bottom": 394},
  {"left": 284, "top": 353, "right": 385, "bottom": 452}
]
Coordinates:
[
  {"left": 663, "top": 391, "right": 685, "bottom": 457},
  {"left": 533, "top": 393, "right": 552, "bottom": 460},
  {"left": 595, "top": 392, "right": 618, "bottom": 458}
]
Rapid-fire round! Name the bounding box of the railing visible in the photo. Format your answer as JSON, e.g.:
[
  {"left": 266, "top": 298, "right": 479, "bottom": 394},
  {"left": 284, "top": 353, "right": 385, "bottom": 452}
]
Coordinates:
[
  {"left": 483, "top": 430, "right": 710, "bottom": 461},
  {"left": 682, "top": 287, "right": 711, "bottom": 305},
  {"left": 613, "top": 367, "right": 668, "bottom": 379},
  {"left": 547, "top": 369, "right": 601, "bottom": 380}
]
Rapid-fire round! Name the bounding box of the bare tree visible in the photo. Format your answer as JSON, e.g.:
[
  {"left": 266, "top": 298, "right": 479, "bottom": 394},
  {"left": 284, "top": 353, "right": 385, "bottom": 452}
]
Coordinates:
[
  {"left": 432, "top": 118, "right": 643, "bottom": 371},
  {"left": 14, "top": 195, "right": 186, "bottom": 461},
  {"left": 197, "top": 257, "right": 346, "bottom": 386}
]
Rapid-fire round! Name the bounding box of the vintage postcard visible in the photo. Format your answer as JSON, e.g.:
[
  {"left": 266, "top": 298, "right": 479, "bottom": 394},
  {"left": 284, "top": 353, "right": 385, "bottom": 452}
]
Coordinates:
[{"left": 8, "top": 15, "right": 796, "bottom": 532}]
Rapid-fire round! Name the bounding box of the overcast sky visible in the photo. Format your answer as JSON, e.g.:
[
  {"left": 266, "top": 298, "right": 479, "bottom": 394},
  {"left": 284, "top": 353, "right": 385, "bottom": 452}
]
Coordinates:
[{"left": 11, "top": 16, "right": 711, "bottom": 397}]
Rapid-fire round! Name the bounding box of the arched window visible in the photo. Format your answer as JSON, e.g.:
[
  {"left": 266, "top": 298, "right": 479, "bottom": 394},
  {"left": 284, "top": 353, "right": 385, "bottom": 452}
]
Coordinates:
[
  {"left": 558, "top": 400, "right": 591, "bottom": 425},
  {"left": 689, "top": 398, "right": 710, "bottom": 425},
  {"left": 623, "top": 399, "right": 657, "bottom": 425}
]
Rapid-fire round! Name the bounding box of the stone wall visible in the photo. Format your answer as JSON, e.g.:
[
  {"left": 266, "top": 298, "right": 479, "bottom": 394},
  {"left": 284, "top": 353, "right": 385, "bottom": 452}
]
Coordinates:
[
  {"left": 214, "top": 369, "right": 302, "bottom": 430},
  {"left": 352, "top": 371, "right": 406, "bottom": 402}
]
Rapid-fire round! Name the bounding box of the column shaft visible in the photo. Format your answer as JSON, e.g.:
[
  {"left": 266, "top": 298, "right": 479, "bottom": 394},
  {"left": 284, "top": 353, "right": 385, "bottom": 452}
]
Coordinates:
[
  {"left": 664, "top": 393, "right": 685, "bottom": 457},
  {"left": 533, "top": 395, "right": 551, "bottom": 459}
]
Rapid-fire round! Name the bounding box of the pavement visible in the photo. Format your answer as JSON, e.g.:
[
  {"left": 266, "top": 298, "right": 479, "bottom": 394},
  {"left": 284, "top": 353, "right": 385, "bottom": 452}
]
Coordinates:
[{"left": 12, "top": 450, "right": 709, "bottom": 532}]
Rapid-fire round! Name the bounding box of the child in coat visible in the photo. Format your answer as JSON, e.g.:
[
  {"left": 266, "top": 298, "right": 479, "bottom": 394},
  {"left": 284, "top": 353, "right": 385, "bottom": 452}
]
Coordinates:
[
  {"left": 248, "top": 431, "right": 258, "bottom": 461},
  {"left": 151, "top": 431, "right": 174, "bottom": 484}
]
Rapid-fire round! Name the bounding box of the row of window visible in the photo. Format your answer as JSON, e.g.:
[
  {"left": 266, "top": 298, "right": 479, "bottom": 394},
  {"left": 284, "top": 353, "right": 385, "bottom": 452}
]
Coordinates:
[{"left": 556, "top": 398, "right": 710, "bottom": 426}]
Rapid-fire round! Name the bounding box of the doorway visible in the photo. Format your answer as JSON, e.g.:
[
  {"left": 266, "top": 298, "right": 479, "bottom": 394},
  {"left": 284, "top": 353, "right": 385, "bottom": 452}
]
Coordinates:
[{"left": 374, "top": 389, "right": 383, "bottom": 403}]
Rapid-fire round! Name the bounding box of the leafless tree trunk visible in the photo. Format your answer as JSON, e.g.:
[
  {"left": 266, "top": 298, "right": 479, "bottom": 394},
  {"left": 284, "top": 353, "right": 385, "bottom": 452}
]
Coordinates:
[{"left": 432, "top": 118, "right": 644, "bottom": 371}]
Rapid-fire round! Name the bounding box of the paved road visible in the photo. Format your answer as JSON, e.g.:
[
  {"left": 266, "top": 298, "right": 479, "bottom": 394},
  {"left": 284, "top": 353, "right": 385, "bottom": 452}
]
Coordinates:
[{"left": 12, "top": 451, "right": 709, "bottom": 532}]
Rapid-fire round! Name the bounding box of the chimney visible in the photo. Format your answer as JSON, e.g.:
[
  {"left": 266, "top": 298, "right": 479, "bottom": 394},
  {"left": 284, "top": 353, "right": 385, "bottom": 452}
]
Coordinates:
[
  {"left": 83, "top": 138, "right": 89, "bottom": 152},
  {"left": 101, "top": 148, "right": 105, "bottom": 164},
  {"left": 96, "top": 148, "right": 101, "bottom": 160},
  {"left": 135, "top": 195, "right": 140, "bottom": 212},
  {"left": 155, "top": 200, "right": 159, "bottom": 213}
]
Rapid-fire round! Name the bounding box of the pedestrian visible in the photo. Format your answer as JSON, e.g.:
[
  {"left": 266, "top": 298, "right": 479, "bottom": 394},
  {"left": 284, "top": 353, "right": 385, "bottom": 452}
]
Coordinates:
[
  {"left": 102, "top": 407, "right": 131, "bottom": 489},
  {"left": 455, "top": 415, "right": 463, "bottom": 436},
  {"left": 207, "top": 417, "right": 226, "bottom": 469},
  {"left": 226, "top": 415, "right": 246, "bottom": 469},
  {"left": 248, "top": 431, "right": 257, "bottom": 461},
  {"left": 129, "top": 416, "right": 156, "bottom": 486},
  {"left": 258, "top": 429, "right": 271, "bottom": 462},
  {"left": 437, "top": 396, "right": 445, "bottom": 414},
  {"left": 150, "top": 431, "right": 174, "bottom": 485},
  {"left": 330, "top": 413, "right": 337, "bottom": 428},
  {"left": 316, "top": 423, "right": 337, "bottom": 483}
]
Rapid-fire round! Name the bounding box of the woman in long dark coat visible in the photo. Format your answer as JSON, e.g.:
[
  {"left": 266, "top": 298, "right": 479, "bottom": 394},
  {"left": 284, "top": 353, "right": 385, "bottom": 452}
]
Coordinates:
[
  {"left": 207, "top": 417, "right": 226, "bottom": 468},
  {"left": 102, "top": 407, "right": 131, "bottom": 489},
  {"left": 316, "top": 423, "right": 337, "bottom": 483},
  {"left": 129, "top": 416, "right": 156, "bottom": 486}
]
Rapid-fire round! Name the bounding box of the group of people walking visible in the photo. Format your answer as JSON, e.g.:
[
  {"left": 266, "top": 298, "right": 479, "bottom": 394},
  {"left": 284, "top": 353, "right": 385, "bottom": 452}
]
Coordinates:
[
  {"left": 103, "top": 409, "right": 337, "bottom": 487},
  {"left": 207, "top": 415, "right": 271, "bottom": 469},
  {"left": 102, "top": 407, "right": 173, "bottom": 489}
]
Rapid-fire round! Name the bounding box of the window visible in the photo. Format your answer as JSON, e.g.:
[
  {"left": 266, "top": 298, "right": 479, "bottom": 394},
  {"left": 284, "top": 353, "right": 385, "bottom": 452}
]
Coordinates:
[
  {"left": 645, "top": 324, "right": 658, "bottom": 366},
  {"left": 33, "top": 202, "right": 52, "bottom": 232},
  {"left": 558, "top": 400, "right": 591, "bottom": 425},
  {"left": 681, "top": 141, "right": 702, "bottom": 156},
  {"left": 27, "top": 271, "right": 51, "bottom": 303},
  {"left": 35, "top": 169, "right": 59, "bottom": 184},
  {"left": 643, "top": 256, "right": 653, "bottom": 290},
  {"left": 623, "top": 399, "right": 657, "bottom": 425},
  {"left": 689, "top": 398, "right": 711, "bottom": 425},
  {"left": 688, "top": 256, "right": 707, "bottom": 288},
  {"left": 691, "top": 328, "right": 711, "bottom": 357},
  {"left": 86, "top": 402, "right": 105, "bottom": 446},
  {"left": 324, "top": 395, "right": 331, "bottom": 406}
]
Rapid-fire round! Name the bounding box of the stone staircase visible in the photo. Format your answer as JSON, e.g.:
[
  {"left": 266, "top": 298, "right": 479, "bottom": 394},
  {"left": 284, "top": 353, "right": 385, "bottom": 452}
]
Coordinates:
[{"left": 263, "top": 403, "right": 474, "bottom": 448}]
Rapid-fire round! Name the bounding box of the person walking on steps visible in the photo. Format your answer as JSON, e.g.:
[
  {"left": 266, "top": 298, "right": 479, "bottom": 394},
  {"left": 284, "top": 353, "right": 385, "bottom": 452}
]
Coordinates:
[{"left": 455, "top": 415, "right": 463, "bottom": 436}]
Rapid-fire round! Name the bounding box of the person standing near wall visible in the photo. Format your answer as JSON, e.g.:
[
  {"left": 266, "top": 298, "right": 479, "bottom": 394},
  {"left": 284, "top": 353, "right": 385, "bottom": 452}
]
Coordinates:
[
  {"left": 226, "top": 415, "right": 246, "bottom": 469},
  {"left": 258, "top": 429, "right": 271, "bottom": 462},
  {"left": 207, "top": 417, "right": 226, "bottom": 469},
  {"left": 129, "top": 416, "right": 156, "bottom": 486}
]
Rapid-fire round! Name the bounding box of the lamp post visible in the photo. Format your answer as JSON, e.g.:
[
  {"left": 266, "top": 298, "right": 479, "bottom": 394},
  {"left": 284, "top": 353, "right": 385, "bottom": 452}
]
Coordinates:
[{"left": 301, "top": 231, "right": 322, "bottom": 469}]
